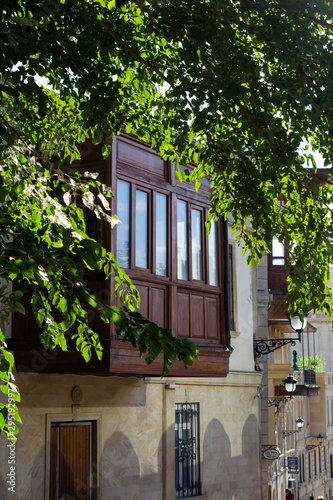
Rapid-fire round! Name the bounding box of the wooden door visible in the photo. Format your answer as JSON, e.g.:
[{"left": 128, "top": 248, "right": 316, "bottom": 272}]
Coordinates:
[{"left": 50, "top": 422, "right": 92, "bottom": 500}]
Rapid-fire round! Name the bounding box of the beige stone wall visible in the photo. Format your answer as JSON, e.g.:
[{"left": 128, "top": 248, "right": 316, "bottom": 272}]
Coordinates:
[
  {"left": 0, "top": 370, "right": 261, "bottom": 500},
  {"left": 228, "top": 237, "right": 256, "bottom": 373}
]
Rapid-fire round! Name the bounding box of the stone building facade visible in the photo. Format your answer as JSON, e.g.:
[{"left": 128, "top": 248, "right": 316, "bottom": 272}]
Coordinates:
[{"left": 0, "top": 134, "right": 263, "bottom": 500}]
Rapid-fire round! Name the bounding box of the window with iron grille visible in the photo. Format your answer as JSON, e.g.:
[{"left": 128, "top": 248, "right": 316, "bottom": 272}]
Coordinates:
[{"left": 175, "top": 403, "right": 201, "bottom": 498}]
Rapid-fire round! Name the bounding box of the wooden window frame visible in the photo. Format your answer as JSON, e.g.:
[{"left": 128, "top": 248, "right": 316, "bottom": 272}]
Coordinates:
[
  {"left": 114, "top": 139, "right": 226, "bottom": 348},
  {"left": 228, "top": 243, "right": 235, "bottom": 331},
  {"left": 116, "top": 182, "right": 222, "bottom": 290},
  {"left": 116, "top": 175, "right": 171, "bottom": 281},
  {"left": 133, "top": 185, "right": 151, "bottom": 271}
]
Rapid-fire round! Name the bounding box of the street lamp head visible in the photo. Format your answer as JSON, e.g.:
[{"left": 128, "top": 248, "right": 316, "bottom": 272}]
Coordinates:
[
  {"left": 283, "top": 373, "right": 298, "bottom": 393},
  {"left": 288, "top": 309, "right": 307, "bottom": 339},
  {"left": 317, "top": 433, "right": 324, "bottom": 444},
  {"left": 296, "top": 417, "right": 304, "bottom": 429}
]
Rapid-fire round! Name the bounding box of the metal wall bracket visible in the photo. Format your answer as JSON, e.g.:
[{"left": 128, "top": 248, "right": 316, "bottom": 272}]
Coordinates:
[
  {"left": 268, "top": 397, "right": 291, "bottom": 408},
  {"left": 283, "top": 429, "right": 299, "bottom": 437},
  {"left": 254, "top": 338, "right": 299, "bottom": 358},
  {"left": 306, "top": 444, "right": 320, "bottom": 450}
]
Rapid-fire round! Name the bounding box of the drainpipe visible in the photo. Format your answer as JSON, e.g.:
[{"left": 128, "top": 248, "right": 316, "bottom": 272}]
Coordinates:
[{"left": 223, "top": 218, "right": 233, "bottom": 351}]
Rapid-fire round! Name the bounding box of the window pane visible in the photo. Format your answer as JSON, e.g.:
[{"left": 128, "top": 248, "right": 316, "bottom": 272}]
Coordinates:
[
  {"left": 156, "top": 193, "right": 167, "bottom": 276},
  {"left": 272, "top": 237, "right": 285, "bottom": 265},
  {"left": 136, "top": 190, "right": 148, "bottom": 269},
  {"left": 117, "top": 180, "right": 130, "bottom": 268},
  {"left": 177, "top": 200, "right": 188, "bottom": 280},
  {"left": 208, "top": 220, "right": 219, "bottom": 286},
  {"left": 191, "top": 209, "right": 202, "bottom": 280}
]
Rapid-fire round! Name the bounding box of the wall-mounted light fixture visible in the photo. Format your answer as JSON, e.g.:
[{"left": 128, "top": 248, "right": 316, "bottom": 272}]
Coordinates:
[
  {"left": 283, "top": 417, "right": 304, "bottom": 437},
  {"left": 267, "top": 375, "right": 297, "bottom": 409},
  {"left": 306, "top": 433, "right": 324, "bottom": 450},
  {"left": 254, "top": 310, "right": 306, "bottom": 357},
  {"left": 288, "top": 309, "right": 307, "bottom": 342},
  {"left": 283, "top": 374, "right": 298, "bottom": 393}
]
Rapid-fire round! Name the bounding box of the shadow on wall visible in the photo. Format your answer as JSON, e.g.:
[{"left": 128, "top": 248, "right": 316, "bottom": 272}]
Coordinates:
[
  {"left": 101, "top": 431, "right": 163, "bottom": 500},
  {"left": 0, "top": 472, "right": 9, "bottom": 500},
  {"left": 6, "top": 413, "right": 260, "bottom": 499},
  {"left": 100, "top": 414, "right": 260, "bottom": 500},
  {"left": 203, "top": 414, "right": 260, "bottom": 500}
]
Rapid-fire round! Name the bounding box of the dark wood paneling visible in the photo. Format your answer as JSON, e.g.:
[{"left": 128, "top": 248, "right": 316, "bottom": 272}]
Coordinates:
[
  {"left": 177, "top": 292, "right": 190, "bottom": 337},
  {"left": 12, "top": 272, "right": 110, "bottom": 343},
  {"left": 133, "top": 281, "right": 167, "bottom": 329},
  {"left": 50, "top": 424, "right": 90, "bottom": 500},
  {"left": 84, "top": 272, "right": 110, "bottom": 338},
  {"left": 117, "top": 137, "right": 165, "bottom": 178},
  {"left": 136, "top": 284, "right": 149, "bottom": 317},
  {"left": 206, "top": 296, "right": 219, "bottom": 340},
  {"left": 177, "top": 289, "right": 223, "bottom": 343},
  {"left": 191, "top": 295, "right": 205, "bottom": 339},
  {"left": 10, "top": 135, "right": 229, "bottom": 378},
  {"left": 11, "top": 291, "right": 40, "bottom": 341},
  {"left": 179, "top": 163, "right": 211, "bottom": 195},
  {"left": 49, "top": 427, "right": 58, "bottom": 500},
  {"left": 268, "top": 267, "right": 289, "bottom": 296},
  {"left": 10, "top": 332, "right": 231, "bottom": 377},
  {"left": 275, "top": 385, "right": 320, "bottom": 397},
  {"left": 9, "top": 339, "right": 111, "bottom": 375},
  {"left": 109, "top": 339, "right": 231, "bottom": 377},
  {"left": 267, "top": 242, "right": 289, "bottom": 302},
  {"left": 268, "top": 241, "right": 289, "bottom": 320},
  {"left": 151, "top": 286, "right": 166, "bottom": 327}
]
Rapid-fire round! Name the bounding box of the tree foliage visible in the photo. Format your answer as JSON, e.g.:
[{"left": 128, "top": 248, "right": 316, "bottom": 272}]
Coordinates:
[
  {"left": 297, "top": 355, "right": 326, "bottom": 373},
  {"left": 2, "top": 0, "right": 333, "bottom": 437}
]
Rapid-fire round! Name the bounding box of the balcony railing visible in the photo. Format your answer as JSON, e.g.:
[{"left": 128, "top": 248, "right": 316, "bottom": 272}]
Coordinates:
[{"left": 295, "top": 369, "right": 316, "bottom": 386}]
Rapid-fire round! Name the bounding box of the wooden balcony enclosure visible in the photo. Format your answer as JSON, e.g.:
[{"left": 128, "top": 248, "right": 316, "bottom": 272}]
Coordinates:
[{"left": 9, "top": 134, "right": 231, "bottom": 378}]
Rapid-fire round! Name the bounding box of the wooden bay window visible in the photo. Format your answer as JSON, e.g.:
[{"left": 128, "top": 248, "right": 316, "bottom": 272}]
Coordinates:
[
  {"left": 10, "top": 134, "right": 231, "bottom": 377},
  {"left": 114, "top": 135, "right": 226, "bottom": 352}
]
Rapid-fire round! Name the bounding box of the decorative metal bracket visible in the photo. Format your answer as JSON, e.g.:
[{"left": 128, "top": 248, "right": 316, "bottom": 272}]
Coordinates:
[
  {"left": 306, "top": 444, "right": 320, "bottom": 450},
  {"left": 283, "top": 429, "right": 299, "bottom": 437},
  {"left": 268, "top": 397, "right": 291, "bottom": 408},
  {"left": 254, "top": 338, "right": 299, "bottom": 358}
]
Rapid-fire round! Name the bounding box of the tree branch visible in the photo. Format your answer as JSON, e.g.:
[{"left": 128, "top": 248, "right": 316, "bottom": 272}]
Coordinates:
[{"left": 238, "top": 103, "right": 277, "bottom": 150}]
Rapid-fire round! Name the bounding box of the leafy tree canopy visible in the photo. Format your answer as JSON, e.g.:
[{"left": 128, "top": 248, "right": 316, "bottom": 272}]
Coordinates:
[{"left": 2, "top": 0, "right": 333, "bottom": 437}]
